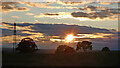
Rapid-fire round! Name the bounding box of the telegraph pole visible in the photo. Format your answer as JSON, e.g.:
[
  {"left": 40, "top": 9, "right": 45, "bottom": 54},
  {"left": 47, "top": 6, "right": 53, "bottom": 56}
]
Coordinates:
[{"left": 13, "top": 22, "right": 16, "bottom": 53}]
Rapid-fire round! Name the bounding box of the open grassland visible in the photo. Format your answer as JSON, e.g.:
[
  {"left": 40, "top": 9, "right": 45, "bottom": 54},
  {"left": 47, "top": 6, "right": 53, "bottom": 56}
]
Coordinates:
[{"left": 2, "top": 51, "right": 119, "bottom": 66}]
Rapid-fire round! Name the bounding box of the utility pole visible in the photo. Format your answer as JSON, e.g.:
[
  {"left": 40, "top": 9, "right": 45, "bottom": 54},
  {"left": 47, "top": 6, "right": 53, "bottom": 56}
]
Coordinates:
[{"left": 13, "top": 22, "right": 16, "bottom": 53}]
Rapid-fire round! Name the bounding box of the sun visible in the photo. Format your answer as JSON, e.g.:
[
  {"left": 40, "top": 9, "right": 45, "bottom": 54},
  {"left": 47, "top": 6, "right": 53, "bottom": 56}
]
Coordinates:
[{"left": 65, "top": 34, "right": 74, "bottom": 42}]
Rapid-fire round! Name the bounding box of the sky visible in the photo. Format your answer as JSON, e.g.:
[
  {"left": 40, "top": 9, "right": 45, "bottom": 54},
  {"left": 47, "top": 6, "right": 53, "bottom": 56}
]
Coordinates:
[{"left": 1, "top": 0, "right": 120, "bottom": 50}]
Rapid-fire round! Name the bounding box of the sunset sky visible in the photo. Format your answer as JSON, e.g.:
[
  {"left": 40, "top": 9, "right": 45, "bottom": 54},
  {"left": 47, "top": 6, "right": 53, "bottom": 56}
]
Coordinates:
[{"left": 1, "top": 0, "right": 119, "bottom": 50}]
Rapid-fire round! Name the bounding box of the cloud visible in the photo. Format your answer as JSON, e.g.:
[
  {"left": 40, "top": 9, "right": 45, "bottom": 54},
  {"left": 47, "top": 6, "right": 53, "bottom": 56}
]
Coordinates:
[
  {"left": 71, "top": 12, "right": 89, "bottom": 17},
  {"left": 43, "top": 13, "right": 59, "bottom": 16},
  {"left": 78, "top": 5, "right": 104, "bottom": 11},
  {"left": 34, "top": 12, "right": 95, "bottom": 21},
  {"left": 98, "top": 2, "right": 119, "bottom": 5},
  {"left": 17, "top": 7, "right": 29, "bottom": 11},
  {"left": 33, "top": 3, "right": 119, "bottom": 21},
  {"left": 34, "top": 12, "right": 71, "bottom": 18},
  {"left": 35, "top": 13, "right": 59, "bottom": 17},
  {"left": 11, "top": 16, "right": 19, "bottom": 18},
  {"left": 26, "top": 13, "right": 34, "bottom": 15},
  {"left": 1, "top": 2, "right": 29, "bottom": 13},
  {"left": 1, "top": 22, "right": 118, "bottom": 50},
  {"left": 98, "top": 2, "right": 112, "bottom": 5},
  {"left": 51, "top": 33, "right": 114, "bottom": 43},
  {"left": 25, "top": 2, "right": 50, "bottom": 7},
  {"left": 25, "top": 2, "right": 62, "bottom": 9},
  {"left": 75, "top": 33, "right": 114, "bottom": 39},
  {"left": 25, "top": 2, "right": 76, "bottom": 9},
  {"left": 1, "top": 22, "right": 34, "bottom": 32},
  {"left": 35, "top": 8, "right": 119, "bottom": 21},
  {"left": 71, "top": 8, "right": 119, "bottom": 20},
  {"left": 2, "top": 22, "right": 116, "bottom": 37},
  {"left": 56, "top": 1, "right": 119, "bottom": 6},
  {"left": 56, "top": 1, "right": 92, "bottom": 6}
]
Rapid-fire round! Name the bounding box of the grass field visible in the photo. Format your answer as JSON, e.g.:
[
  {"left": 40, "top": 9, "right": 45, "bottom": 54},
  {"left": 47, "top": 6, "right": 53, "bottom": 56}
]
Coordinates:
[{"left": 2, "top": 51, "right": 119, "bottom": 66}]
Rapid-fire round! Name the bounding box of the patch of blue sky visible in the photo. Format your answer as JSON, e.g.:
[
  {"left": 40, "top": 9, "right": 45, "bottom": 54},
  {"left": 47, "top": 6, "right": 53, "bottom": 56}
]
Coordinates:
[
  {"left": 17, "top": 3, "right": 28, "bottom": 7},
  {"left": 2, "top": 11, "right": 35, "bottom": 23},
  {"left": 76, "top": 20, "right": 118, "bottom": 29},
  {"left": 29, "top": 6, "right": 78, "bottom": 13},
  {"left": 49, "top": 2, "right": 64, "bottom": 7},
  {"left": 49, "top": 2, "right": 84, "bottom": 7}
]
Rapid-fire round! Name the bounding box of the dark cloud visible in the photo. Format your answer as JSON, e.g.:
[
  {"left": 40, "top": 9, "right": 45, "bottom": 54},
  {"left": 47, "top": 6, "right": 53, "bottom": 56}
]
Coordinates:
[
  {"left": 2, "top": 28, "right": 32, "bottom": 37},
  {"left": 17, "top": 7, "right": 28, "bottom": 10},
  {"left": 2, "top": 22, "right": 118, "bottom": 50},
  {"left": 79, "top": 5, "right": 102, "bottom": 11},
  {"left": 2, "top": 28, "right": 13, "bottom": 37},
  {"left": 2, "top": 22, "right": 13, "bottom": 26},
  {"left": 71, "top": 8, "right": 119, "bottom": 19},
  {"left": 2, "top": 22, "right": 33, "bottom": 37},
  {"left": 44, "top": 13, "right": 59, "bottom": 16},
  {"left": 2, "top": 2, "right": 29, "bottom": 12},
  {"left": 104, "top": 8, "right": 120, "bottom": 15},
  {"left": 2, "top": 22, "right": 32, "bottom": 27},
  {"left": 71, "top": 12, "right": 89, "bottom": 17},
  {"left": 30, "top": 23, "right": 115, "bottom": 36},
  {"left": 2, "top": 22, "right": 115, "bottom": 37}
]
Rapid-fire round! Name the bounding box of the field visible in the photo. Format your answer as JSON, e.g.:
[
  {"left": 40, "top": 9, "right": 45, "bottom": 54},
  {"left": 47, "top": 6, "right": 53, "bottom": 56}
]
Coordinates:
[{"left": 2, "top": 50, "right": 119, "bottom": 67}]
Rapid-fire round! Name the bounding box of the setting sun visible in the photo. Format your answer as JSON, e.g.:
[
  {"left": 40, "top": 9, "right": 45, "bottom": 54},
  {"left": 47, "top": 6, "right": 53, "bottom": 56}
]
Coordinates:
[{"left": 65, "top": 34, "right": 74, "bottom": 42}]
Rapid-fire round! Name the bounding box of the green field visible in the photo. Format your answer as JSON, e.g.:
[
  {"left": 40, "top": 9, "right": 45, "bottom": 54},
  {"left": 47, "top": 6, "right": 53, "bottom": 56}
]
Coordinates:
[{"left": 2, "top": 51, "right": 119, "bottom": 66}]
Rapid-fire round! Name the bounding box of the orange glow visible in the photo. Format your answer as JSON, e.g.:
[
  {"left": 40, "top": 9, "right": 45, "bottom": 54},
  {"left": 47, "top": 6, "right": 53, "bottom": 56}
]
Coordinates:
[
  {"left": 76, "top": 33, "right": 113, "bottom": 39},
  {"left": 65, "top": 34, "right": 74, "bottom": 42}
]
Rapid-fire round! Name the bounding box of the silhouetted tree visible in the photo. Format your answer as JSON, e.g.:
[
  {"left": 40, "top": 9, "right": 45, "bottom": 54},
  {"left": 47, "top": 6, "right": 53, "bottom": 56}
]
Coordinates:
[
  {"left": 101, "top": 47, "right": 110, "bottom": 52},
  {"left": 55, "top": 45, "right": 67, "bottom": 54},
  {"left": 55, "top": 45, "right": 76, "bottom": 54},
  {"left": 76, "top": 42, "right": 81, "bottom": 51},
  {"left": 16, "top": 37, "right": 38, "bottom": 53},
  {"left": 76, "top": 41, "right": 92, "bottom": 52},
  {"left": 64, "top": 46, "right": 76, "bottom": 54}
]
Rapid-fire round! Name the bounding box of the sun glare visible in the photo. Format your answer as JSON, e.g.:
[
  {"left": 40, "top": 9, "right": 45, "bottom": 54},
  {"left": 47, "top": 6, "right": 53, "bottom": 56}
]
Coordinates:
[{"left": 65, "top": 34, "right": 74, "bottom": 42}]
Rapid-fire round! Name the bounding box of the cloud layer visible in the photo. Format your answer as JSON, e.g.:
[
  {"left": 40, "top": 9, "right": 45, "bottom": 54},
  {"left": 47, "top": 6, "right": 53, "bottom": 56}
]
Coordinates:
[
  {"left": 1, "top": 22, "right": 118, "bottom": 50},
  {"left": 71, "top": 8, "right": 119, "bottom": 19},
  {"left": 2, "top": 22, "right": 117, "bottom": 42},
  {"left": 1, "top": 2, "right": 29, "bottom": 13}
]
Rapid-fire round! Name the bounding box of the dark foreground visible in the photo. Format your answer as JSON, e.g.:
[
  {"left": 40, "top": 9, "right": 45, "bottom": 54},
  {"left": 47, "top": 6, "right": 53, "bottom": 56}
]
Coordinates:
[{"left": 2, "top": 51, "right": 120, "bottom": 67}]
